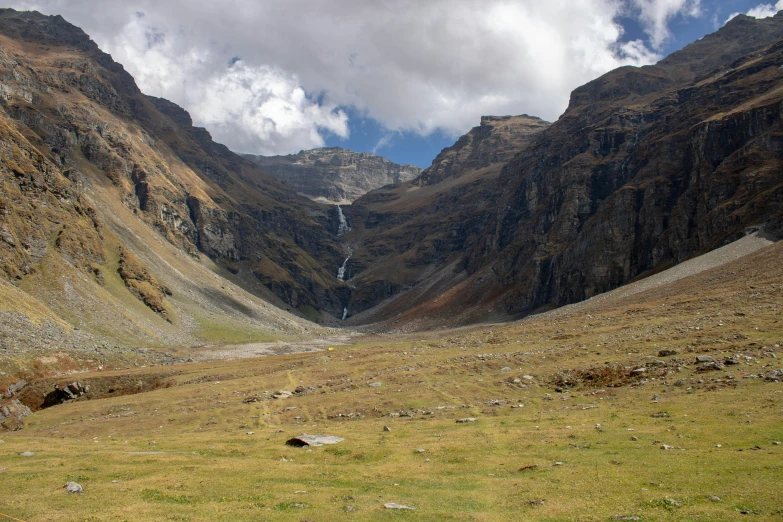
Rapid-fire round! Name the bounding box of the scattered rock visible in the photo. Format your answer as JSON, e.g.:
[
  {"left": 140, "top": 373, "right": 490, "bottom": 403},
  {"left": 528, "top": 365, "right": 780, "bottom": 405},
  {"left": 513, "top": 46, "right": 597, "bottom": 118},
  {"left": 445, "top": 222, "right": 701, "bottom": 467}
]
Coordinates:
[
  {"left": 522, "top": 375, "right": 535, "bottom": 380},
  {"left": 368, "top": 382, "right": 382, "bottom": 387},
  {"left": 631, "top": 436, "right": 639, "bottom": 441},
  {"left": 285, "top": 434, "right": 345, "bottom": 447},
  {"left": 651, "top": 412, "right": 670, "bottom": 418},
  {"left": 661, "top": 445, "right": 674, "bottom": 450},
  {"left": 664, "top": 497, "right": 681, "bottom": 506},
  {"left": 658, "top": 350, "right": 678, "bottom": 357},
  {"left": 383, "top": 426, "right": 391, "bottom": 432},
  {"left": 272, "top": 390, "right": 293, "bottom": 399},
  {"left": 500, "top": 366, "right": 512, "bottom": 372},
  {"left": 652, "top": 394, "right": 662, "bottom": 401},
  {"left": 764, "top": 369, "right": 783, "bottom": 382},
  {"left": 415, "top": 448, "right": 425, "bottom": 453},
  {"left": 242, "top": 396, "right": 260, "bottom": 403},
  {"left": 613, "top": 516, "right": 641, "bottom": 521},
  {"left": 709, "top": 496, "right": 723, "bottom": 502},
  {"left": 632, "top": 368, "right": 647, "bottom": 375},
  {"left": 518, "top": 465, "right": 539, "bottom": 472},
  {"left": 384, "top": 503, "right": 415, "bottom": 510},
  {"left": 18, "top": 451, "right": 35, "bottom": 457},
  {"left": 527, "top": 499, "right": 545, "bottom": 506},
  {"left": 696, "top": 356, "right": 715, "bottom": 363},
  {"left": 64, "top": 482, "right": 83, "bottom": 494},
  {"left": 553, "top": 461, "right": 564, "bottom": 466},
  {"left": 456, "top": 417, "right": 477, "bottom": 423}
]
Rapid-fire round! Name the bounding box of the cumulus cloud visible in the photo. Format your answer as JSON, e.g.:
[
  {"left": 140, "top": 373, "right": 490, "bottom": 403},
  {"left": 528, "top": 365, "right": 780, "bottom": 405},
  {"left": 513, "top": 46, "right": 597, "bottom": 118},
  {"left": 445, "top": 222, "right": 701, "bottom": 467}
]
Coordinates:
[
  {"left": 7, "top": 1, "right": 704, "bottom": 154},
  {"left": 726, "top": 1, "right": 782, "bottom": 23}
]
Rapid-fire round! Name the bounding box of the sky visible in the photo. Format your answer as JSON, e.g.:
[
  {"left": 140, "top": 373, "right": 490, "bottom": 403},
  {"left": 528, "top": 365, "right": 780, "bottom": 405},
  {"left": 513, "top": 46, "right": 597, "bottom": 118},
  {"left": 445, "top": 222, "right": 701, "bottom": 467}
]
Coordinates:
[{"left": 6, "top": 0, "right": 783, "bottom": 167}]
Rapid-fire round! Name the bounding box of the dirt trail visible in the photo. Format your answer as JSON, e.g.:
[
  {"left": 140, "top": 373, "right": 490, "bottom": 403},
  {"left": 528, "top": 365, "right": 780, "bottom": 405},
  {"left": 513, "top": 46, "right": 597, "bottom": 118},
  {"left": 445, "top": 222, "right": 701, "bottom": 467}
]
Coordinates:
[{"left": 189, "top": 334, "right": 355, "bottom": 361}]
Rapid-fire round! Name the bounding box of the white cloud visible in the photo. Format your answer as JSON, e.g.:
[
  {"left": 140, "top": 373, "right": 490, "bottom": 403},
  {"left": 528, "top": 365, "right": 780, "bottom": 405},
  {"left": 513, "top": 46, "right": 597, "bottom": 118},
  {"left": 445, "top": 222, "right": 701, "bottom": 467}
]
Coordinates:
[{"left": 7, "top": 1, "right": 707, "bottom": 154}]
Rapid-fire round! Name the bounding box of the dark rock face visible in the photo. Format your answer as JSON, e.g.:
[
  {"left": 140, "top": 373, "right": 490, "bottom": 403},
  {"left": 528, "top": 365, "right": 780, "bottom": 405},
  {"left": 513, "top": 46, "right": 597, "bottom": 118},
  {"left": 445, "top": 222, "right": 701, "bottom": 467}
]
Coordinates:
[
  {"left": 342, "top": 115, "right": 550, "bottom": 316},
  {"left": 416, "top": 115, "right": 550, "bottom": 186},
  {"left": 0, "top": 9, "right": 349, "bottom": 319},
  {"left": 243, "top": 148, "right": 422, "bottom": 203},
  {"left": 465, "top": 15, "right": 783, "bottom": 316}
]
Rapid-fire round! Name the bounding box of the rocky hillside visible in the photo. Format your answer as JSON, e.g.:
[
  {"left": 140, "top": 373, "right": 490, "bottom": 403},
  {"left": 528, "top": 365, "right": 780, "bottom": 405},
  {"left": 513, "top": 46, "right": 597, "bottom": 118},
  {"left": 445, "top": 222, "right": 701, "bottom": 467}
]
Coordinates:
[
  {"left": 243, "top": 147, "right": 422, "bottom": 203},
  {"left": 0, "top": 6, "right": 352, "bottom": 373},
  {"left": 339, "top": 14, "right": 783, "bottom": 326},
  {"left": 339, "top": 114, "right": 549, "bottom": 318}
]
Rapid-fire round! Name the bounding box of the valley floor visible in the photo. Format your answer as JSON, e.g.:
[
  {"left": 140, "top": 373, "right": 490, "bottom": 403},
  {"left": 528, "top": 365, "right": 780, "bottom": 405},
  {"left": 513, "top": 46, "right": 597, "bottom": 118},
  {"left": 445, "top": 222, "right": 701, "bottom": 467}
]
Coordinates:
[{"left": 1, "top": 239, "right": 782, "bottom": 521}]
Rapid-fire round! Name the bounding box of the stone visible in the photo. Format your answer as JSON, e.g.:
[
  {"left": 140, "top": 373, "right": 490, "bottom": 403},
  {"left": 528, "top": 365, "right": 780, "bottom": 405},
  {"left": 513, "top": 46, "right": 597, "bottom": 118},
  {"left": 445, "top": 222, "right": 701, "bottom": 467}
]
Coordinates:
[
  {"left": 632, "top": 368, "right": 647, "bottom": 374},
  {"left": 500, "top": 366, "right": 512, "bottom": 372},
  {"left": 658, "top": 350, "right": 678, "bottom": 357},
  {"left": 383, "top": 426, "right": 392, "bottom": 432},
  {"left": 64, "top": 482, "right": 83, "bottom": 494},
  {"left": 764, "top": 369, "right": 783, "bottom": 382},
  {"left": 415, "top": 448, "right": 425, "bottom": 453},
  {"left": 3, "top": 380, "right": 27, "bottom": 398},
  {"left": 522, "top": 375, "right": 534, "bottom": 380},
  {"left": 272, "top": 390, "right": 293, "bottom": 399},
  {"left": 631, "top": 436, "right": 639, "bottom": 441},
  {"left": 368, "top": 382, "right": 382, "bottom": 387},
  {"left": 19, "top": 451, "right": 35, "bottom": 457},
  {"left": 651, "top": 412, "right": 670, "bottom": 418},
  {"left": 652, "top": 394, "right": 662, "bottom": 401},
  {"left": 696, "top": 356, "right": 715, "bottom": 363},
  {"left": 384, "top": 503, "right": 415, "bottom": 510},
  {"left": 285, "top": 434, "right": 345, "bottom": 447},
  {"left": 613, "top": 516, "right": 641, "bottom": 521},
  {"left": 709, "top": 496, "right": 723, "bottom": 502},
  {"left": 661, "top": 445, "right": 674, "bottom": 450},
  {"left": 456, "top": 417, "right": 477, "bottom": 423}
]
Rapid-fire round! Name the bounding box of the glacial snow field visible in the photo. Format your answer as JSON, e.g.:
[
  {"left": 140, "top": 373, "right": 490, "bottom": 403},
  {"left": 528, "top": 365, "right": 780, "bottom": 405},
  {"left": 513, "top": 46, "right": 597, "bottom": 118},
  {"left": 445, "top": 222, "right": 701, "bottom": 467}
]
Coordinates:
[{"left": 2, "top": 240, "right": 782, "bottom": 521}]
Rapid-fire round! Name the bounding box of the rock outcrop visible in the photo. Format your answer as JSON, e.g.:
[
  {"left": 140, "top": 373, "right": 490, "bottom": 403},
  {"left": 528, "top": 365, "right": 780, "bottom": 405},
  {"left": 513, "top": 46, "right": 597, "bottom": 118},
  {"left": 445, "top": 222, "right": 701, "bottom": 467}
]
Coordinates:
[{"left": 243, "top": 147, "right": 422, "bottom": 203}]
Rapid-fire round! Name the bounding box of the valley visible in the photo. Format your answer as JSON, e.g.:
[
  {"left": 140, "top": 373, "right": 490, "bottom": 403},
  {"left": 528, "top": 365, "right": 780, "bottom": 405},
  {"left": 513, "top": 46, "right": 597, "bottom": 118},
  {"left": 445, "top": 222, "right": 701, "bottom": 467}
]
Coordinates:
[{"left": 0, "top": 6, "right": 782, "bottom": 522}]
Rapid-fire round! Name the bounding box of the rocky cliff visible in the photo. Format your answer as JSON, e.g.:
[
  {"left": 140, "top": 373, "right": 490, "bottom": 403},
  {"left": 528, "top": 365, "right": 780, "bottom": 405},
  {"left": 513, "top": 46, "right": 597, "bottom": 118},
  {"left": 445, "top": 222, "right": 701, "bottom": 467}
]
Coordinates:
[
  {"left": 243, "top": 147, "right": 422, "bottom": 203},
  {"left": 461, "top": 14, "right": 783, "bottom": 317},
  {"left": 338, "top": 14, "right": 783, "bottom": 327},
  {"left": 340, "top": 114, "right": 549, "bottom": 318}
]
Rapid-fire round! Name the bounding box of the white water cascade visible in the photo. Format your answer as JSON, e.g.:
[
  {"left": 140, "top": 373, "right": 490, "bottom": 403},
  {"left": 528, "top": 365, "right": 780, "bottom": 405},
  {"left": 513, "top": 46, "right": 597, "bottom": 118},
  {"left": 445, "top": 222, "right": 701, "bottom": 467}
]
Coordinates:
[
  {"left": 336, "top": 205, "right": 351, "bottom": 237},
  {"left": 342, "top": 307, "right": 348, "bottom": 320},
  {"left": 337, "top": 251, "right": 352, "bottom": 281}
]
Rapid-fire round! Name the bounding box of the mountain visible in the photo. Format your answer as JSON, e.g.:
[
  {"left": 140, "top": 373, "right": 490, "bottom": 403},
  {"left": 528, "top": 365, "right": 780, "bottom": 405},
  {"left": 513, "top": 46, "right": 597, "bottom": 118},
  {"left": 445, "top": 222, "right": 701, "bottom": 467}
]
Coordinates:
[
  {"left": 0, "top": 6, "right": 353, "bottom": 374},
  {"left": 339, "top": 14, "right": 783, "bottom": 327},
  {"left": 339, "top": 114, "right": 550, "bottom": 320},
  {"left": 242, "top": 147, "right": 422, "bottom": 203}
]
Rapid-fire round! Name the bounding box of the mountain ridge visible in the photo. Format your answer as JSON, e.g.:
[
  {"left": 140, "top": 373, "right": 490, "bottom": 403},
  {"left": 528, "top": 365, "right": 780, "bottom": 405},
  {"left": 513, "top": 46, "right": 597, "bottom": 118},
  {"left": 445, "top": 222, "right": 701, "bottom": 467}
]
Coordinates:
[{"left": 242, "top": 147, "right": 422, "bottom": 204}]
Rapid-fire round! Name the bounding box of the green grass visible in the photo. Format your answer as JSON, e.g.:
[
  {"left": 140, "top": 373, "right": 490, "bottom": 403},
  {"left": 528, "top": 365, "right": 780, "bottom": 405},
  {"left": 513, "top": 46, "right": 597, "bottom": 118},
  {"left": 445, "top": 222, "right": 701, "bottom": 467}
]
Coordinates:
[{"left": 3, "top": 244, "right": 783, "bottom": 520}]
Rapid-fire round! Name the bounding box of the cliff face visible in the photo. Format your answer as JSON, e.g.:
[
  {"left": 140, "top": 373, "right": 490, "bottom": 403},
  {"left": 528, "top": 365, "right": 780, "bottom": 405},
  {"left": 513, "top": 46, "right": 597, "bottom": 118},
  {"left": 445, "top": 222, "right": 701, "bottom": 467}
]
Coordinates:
[
  {"left": 0, "top": 8, "right": 349, "bottom": 322},
  {"left": 243, "top": 147, "right": 422, "bottom": 203},
  {"left": 463, "top": 14, "right": 783, "bottom": 316},
  {"left": 415, "top": 115, "right": 550, "bottom": 186},
  {"left": 340, "top": 115, "right": 550, "bottom": 318},
  {"left": 337, "top": 14, "right": 783, "bottom": 327}
]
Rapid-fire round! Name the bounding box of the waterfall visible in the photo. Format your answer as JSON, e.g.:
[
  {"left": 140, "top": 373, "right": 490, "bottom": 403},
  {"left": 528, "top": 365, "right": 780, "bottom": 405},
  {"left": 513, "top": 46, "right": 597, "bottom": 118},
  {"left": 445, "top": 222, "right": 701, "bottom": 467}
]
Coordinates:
[
  {"left": 342, "top": 307, "right": 348, "bottom": 320},
  {"left": 337, "top": 255, "right": 351, "bottom": 281},
  {"left": 336, "top": 205, "right": 351, "bottom": 237}
]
